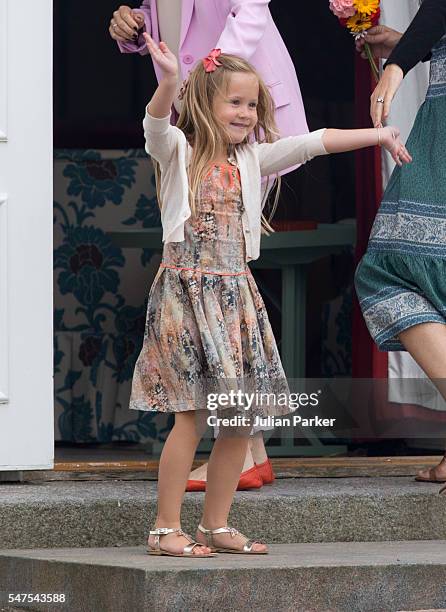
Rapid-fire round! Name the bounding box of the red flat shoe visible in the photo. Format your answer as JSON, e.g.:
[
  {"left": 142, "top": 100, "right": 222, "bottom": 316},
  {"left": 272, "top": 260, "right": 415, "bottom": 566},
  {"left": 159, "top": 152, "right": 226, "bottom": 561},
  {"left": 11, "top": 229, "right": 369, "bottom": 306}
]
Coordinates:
[
  {"left": 186, "top": 479, "right": 206, "bottom": 492},
  {"left": 256, "top": 458, "right": 275, "bottom": 485},
  {"left": 236, "top": 465, "right": 263, "bottom": 490},
  {"left": 186, "top": 465, "right": 263, "bottom": 492}
]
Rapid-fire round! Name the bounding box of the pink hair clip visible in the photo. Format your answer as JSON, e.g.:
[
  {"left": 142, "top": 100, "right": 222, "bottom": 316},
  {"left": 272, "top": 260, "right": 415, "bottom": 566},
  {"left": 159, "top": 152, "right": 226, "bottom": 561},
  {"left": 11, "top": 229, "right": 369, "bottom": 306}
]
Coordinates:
[{"left": 203, "top": 49, "right": 222, "bottom": 73}]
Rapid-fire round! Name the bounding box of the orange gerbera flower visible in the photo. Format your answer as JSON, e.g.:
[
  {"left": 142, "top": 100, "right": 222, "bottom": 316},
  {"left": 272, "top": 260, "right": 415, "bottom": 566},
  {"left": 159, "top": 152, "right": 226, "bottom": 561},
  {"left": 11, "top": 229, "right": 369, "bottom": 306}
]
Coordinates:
[
  {"left": 353, "top": 0, "right": 379, "bottom": 16},
  {"left": 346, "top": 13, "right": 372, "bottom": 33}
]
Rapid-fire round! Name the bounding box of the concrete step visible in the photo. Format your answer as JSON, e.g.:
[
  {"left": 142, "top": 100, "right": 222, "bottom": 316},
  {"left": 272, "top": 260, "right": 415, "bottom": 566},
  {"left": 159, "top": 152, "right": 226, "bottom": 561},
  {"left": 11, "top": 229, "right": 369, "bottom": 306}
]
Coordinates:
[
  {"left": 1, "top": 540, "right": 446, "bottom": 612},
  {"left": 1, "top": 477, "right": 446, "bottom": 550}
]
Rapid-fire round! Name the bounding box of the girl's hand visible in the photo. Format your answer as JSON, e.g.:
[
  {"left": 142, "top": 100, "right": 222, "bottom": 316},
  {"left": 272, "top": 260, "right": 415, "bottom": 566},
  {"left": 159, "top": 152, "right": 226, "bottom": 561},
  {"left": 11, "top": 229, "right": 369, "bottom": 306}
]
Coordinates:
[
  {"left": 355, "top": 25, "right": 403, "bottom": 60},
  {"left": 380, "top": 126, "right": 412, "bottom": 167},
  {"left": 143, "top": 33, "right": 178, "bottom": 80},
  {"left": 370, "top": 64, "right": 404, "bottom": 127}
]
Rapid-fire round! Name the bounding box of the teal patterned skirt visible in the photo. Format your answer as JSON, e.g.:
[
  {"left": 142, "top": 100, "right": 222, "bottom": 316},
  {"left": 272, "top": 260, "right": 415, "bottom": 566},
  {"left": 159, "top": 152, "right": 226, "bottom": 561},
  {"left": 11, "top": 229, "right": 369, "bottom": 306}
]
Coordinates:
[{"left": 355, "top": 36, "right": 446, "bottom": 351}]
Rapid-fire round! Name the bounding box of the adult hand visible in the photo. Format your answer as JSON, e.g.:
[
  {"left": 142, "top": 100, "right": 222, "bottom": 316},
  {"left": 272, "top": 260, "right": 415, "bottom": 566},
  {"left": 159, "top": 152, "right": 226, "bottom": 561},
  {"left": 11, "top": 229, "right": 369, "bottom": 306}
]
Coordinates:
[
  {"left": 355, "top": 25, "right": 403, "bottom": 60},
  {"left": 370, "top": 64, "right": 404, "bottom": 127},
  {"left": 143, "top": 33, "right": 178, "bottom": 80},
  {"left": 109, "top": 5, "right": 145, "bottom": 42},
  {"left": 380, "top": 125, "right": 412, "bottom": 167}
]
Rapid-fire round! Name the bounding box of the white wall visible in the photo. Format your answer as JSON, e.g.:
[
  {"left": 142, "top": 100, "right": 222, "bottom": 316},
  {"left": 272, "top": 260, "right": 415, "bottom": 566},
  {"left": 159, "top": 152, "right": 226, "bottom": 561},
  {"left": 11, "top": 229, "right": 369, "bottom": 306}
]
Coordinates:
[{"left": 0, "top": 0, "right": 54, "bottom": 470}]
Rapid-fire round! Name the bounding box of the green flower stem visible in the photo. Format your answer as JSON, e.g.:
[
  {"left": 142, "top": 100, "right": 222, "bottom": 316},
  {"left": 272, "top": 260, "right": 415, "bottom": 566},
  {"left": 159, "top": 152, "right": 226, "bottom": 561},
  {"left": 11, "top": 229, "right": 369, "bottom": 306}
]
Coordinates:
[{"left": 364, "top": 41, "right": 379, "bottom": 83}]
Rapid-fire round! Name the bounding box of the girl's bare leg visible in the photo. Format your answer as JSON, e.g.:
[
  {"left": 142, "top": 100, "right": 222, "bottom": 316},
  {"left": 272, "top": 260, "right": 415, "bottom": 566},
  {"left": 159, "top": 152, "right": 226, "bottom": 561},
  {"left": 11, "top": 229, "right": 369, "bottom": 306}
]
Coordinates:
[
  {"left": 398, "top": 322, "right": 446, "bottom": 479},
  {"left": 196, "top": 426, "right": 267, "bottom": 552},
  {"left": 149, "top": 410, "right": 212, "bottom": 555}
]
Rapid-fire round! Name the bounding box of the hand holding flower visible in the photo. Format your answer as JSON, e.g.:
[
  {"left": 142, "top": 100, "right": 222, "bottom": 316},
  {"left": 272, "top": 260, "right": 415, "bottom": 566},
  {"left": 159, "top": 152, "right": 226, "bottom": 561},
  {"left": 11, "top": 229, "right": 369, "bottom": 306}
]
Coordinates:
[
  {"left": 356, "top": 25, "right": 403, "bottom": 59},
  {"left": 329, "top": 0, "right": 381, "bottom": 81}
]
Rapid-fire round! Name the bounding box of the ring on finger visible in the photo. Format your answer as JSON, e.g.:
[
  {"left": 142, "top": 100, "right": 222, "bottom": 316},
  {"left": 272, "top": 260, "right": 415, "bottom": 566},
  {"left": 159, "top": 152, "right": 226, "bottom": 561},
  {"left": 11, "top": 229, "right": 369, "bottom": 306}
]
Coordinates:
[{"left": 376, "top": 97, "right": 385, "bottom": 104}]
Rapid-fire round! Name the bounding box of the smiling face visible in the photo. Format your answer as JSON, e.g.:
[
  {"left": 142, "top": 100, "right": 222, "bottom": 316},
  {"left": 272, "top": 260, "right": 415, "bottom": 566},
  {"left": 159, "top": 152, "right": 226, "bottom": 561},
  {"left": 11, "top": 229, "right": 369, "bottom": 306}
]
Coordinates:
[{"left": 212, "top": 72, "right": 259, "bottom": 144}]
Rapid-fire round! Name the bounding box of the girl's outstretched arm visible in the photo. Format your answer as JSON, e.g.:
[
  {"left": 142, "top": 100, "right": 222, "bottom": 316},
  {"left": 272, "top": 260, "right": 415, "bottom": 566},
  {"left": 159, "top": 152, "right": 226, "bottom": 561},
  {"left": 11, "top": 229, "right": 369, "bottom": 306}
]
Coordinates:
[
  {"left": 143, "top": 33, "right": 178, "bottom": 118},
  {"left": 258, "top": 125, "right": 411, "bottom": 177},
  {"left": 322, "top": 125, "right": 412, "bottom": 167}
]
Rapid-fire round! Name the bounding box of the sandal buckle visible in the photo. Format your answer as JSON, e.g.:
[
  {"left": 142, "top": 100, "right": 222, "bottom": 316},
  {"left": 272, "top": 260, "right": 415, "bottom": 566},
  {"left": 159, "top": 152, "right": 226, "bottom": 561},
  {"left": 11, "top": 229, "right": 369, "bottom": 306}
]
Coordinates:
[{"left": 151, "top": 527, "right": 178, "bottom": 536}]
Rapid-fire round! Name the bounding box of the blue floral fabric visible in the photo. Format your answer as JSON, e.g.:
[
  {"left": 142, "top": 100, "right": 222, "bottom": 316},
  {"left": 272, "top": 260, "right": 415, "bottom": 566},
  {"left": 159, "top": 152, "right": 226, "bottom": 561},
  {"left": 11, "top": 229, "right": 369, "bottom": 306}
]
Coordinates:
[{"left": 54, "top": 148, "right": 169, "bottom": 444}]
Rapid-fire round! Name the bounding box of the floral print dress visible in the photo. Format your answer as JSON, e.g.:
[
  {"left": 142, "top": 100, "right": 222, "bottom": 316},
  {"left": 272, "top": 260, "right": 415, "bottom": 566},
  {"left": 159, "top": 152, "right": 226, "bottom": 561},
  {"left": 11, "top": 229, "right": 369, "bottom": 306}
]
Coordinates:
[{"left": 129, "top": 160, "right": 288, "bottom": 417}]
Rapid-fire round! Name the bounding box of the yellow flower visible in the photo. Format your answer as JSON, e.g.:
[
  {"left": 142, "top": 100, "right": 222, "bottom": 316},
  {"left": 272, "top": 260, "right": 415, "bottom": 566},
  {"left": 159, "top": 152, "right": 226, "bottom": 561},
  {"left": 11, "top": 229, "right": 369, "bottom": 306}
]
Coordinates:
[
  {"left": 346, "top": 13, "right": 372, "bottom": 33},
  {"left": 353, "top": 0, "right": 379, "bottom": 16}
]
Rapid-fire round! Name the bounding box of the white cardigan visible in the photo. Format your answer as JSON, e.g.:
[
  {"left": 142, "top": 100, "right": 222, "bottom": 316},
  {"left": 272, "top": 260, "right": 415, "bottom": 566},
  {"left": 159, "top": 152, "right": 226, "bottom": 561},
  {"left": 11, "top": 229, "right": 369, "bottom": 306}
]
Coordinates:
[{"left": 143, "top": 111, "right": 328, "bottom": 261}]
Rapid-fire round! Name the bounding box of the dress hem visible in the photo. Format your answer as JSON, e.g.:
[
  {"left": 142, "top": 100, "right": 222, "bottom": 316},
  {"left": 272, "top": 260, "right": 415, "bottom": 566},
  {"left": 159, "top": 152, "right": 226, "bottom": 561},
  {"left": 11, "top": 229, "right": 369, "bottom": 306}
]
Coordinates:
[{"left": 374, "top": 313, "right": 446, "bottom": 351}]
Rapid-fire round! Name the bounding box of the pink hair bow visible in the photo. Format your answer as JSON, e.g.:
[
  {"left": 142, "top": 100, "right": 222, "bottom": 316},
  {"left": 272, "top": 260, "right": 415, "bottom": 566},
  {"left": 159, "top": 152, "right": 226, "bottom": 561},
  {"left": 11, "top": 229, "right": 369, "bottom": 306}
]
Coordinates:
[{"left": 203, "top": 49, "right": 222, "bottom": 73}]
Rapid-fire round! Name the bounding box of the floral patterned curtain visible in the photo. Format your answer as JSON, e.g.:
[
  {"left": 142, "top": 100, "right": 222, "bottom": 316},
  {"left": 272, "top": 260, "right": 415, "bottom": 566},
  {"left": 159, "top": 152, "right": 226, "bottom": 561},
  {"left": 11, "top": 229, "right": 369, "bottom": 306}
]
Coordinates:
[{"left": 53, "top": 148, "right": 172, "bottom": 444}]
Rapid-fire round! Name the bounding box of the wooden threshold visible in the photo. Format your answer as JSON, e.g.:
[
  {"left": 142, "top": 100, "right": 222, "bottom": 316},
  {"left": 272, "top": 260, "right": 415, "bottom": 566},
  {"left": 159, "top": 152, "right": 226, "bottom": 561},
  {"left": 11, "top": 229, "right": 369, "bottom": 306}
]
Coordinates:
[{"left": 21, "top": 455, "right": 443, "bottom": 482}]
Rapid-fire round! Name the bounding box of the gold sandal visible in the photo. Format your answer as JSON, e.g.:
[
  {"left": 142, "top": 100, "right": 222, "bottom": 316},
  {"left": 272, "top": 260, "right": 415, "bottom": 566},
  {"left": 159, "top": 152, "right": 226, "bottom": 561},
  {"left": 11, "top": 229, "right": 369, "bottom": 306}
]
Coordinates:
[
  {"left": 148, "top": 527, "right": 217, "bottom": 558},
  {"left": 197, "top": 524, "right": 268, "bottom": 554}
]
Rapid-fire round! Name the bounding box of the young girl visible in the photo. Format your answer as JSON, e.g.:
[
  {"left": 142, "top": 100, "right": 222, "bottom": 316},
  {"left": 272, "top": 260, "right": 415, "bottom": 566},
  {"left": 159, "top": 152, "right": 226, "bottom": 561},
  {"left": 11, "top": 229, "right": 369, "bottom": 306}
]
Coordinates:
[
  {"left": 131, "top": 32, "right": 411, "bottom": 557},
  {"left": 110, "top": 0, "right": 310, "bottom": 491}
]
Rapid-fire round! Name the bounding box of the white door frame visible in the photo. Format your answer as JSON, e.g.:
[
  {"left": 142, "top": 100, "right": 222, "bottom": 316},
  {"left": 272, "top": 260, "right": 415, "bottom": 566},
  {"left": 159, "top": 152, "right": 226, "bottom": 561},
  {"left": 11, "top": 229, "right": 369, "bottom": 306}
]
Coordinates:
[{"left": 0, "top": 0, "right": 54, "bottom": 471}]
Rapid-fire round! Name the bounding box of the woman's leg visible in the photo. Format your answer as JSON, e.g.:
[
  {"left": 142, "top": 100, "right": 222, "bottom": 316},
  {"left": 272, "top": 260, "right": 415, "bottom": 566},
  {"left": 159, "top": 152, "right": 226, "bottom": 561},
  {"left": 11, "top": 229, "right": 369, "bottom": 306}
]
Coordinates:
[
  {"left": 398, "top": 322, "right": 446, "bottom": 478},
  {"left": 196, "top": 425, "right": 267, "bottom": 552},
  {"left": 149, "top": 410, "right": 211, "bottom": 555},
  {"left": 249, "top": 431, "right": 269, "bottom": 464},
  {"left": 188, "top": 429, "right": 268, "bottom": 482},
  {"left": 188, "top": 443, "right": 256, "bottom": 481}
]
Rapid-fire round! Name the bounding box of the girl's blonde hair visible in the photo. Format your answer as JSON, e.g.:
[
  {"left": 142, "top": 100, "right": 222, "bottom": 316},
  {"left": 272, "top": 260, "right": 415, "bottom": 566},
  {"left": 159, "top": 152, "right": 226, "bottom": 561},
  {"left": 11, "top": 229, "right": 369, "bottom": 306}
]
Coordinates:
[{"left": 154, "top": 53, "right": 281, "bottom": 233}]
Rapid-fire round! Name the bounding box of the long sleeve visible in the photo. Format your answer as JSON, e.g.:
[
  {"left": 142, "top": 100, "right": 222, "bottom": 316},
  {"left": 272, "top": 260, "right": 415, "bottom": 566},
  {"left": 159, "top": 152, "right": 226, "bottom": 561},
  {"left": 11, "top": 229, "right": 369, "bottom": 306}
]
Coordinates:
[
  {"left": 384, "top": 0, "right": 446, "bottom": 76},
  {"left": 142, "top": 111, "right": 181, "bottom": 167},
  {"left": 117, "top": 1, "right": 152, "bottom": 56},
  {"left": 215, "top": 0, "right": 270, "bottom": 60},
  {"left": 256, "top": 130, "right": 328, "bottom": 176}
]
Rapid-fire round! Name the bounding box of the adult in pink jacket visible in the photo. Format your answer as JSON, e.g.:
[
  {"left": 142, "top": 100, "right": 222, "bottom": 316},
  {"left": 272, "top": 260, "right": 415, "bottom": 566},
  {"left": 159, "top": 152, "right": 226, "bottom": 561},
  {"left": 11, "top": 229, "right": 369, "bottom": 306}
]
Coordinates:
[{"left": 109, "top": 0, "right": 308, "bottom": 140}]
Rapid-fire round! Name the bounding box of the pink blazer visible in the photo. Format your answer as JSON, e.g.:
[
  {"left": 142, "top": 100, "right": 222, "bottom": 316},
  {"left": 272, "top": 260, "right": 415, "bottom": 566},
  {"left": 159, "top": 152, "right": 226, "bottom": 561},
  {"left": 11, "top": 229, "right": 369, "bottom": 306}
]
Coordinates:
[{"left": 118, "top": 0, "right": 308, "bottom": 141}]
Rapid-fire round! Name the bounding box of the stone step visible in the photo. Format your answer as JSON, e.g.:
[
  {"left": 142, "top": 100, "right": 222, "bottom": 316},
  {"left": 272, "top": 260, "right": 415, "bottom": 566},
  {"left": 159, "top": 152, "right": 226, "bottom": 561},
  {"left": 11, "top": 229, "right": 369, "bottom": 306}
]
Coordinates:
[
  {"left": 24, "top": 455, "right": 446, "bottom": 480},
  {"left": 1, "top": 477, "right": 446, "bottom": 549},
  {"left": 1, "top": 540, "right": 446, "bottom": 612}
]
